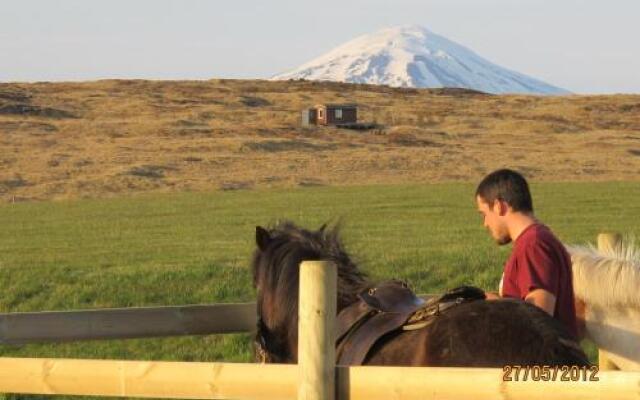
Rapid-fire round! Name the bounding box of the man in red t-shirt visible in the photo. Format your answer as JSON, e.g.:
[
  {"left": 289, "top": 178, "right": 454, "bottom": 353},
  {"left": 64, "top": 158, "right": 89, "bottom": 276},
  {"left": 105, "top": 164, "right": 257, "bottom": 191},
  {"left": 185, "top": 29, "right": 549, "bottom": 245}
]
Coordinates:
[{"left": 475, "top": 169, "right": 578, "bottom": 339}]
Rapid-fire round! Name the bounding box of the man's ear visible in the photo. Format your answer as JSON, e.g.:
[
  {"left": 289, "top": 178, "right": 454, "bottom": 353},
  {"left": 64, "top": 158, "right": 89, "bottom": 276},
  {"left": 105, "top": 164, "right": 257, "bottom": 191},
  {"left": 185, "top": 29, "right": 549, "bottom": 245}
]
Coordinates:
[
  {"left": 496, "top": 199, "right": 509, "bottom": 216},
  {"left": 256, "top": 226, "right": 272, "bottom": 251}
]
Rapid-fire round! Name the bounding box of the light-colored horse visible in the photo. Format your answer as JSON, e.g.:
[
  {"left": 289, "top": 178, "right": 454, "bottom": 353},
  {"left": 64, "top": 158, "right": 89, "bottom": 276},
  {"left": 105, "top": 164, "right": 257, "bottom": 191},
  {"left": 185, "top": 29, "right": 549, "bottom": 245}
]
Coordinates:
[{"left": 568, "top": 237, "right": 640, "bottom": 371}]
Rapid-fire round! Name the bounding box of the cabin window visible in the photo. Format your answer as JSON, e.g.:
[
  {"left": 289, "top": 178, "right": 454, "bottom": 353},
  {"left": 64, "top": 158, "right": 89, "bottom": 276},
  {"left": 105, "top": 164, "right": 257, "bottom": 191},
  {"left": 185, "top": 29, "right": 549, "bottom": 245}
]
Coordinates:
[{"left": 335, "top": 109, "right": 343, "bottom": 120}]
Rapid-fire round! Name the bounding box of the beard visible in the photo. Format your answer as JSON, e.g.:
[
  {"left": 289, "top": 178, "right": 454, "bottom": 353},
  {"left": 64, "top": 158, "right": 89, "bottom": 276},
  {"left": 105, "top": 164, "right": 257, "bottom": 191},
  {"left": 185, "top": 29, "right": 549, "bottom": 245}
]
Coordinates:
[{"left": 494, "top": 232, "right": 512, "bottom": 246}]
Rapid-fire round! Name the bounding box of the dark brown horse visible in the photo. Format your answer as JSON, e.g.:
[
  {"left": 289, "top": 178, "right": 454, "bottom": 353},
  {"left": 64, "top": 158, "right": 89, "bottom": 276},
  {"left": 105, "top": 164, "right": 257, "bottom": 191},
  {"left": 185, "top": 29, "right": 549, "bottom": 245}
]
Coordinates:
[{"left": 252, "top": 220, "right": 589, "bottom": 367}]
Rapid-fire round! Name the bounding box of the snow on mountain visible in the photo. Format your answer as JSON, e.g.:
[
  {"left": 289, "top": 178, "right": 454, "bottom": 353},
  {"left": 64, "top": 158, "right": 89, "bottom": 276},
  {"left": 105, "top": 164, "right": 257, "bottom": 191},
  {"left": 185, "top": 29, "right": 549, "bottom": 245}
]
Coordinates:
[{"left": 272, "top": 25, "right": 569, "bottom": 95}]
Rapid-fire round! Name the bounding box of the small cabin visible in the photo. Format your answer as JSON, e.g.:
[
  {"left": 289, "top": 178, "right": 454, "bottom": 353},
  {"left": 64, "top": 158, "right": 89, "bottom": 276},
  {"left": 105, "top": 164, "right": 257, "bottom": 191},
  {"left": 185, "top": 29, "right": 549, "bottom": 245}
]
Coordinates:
[{"left": 301, "top": 104, "right": 357, "bottom": 126}]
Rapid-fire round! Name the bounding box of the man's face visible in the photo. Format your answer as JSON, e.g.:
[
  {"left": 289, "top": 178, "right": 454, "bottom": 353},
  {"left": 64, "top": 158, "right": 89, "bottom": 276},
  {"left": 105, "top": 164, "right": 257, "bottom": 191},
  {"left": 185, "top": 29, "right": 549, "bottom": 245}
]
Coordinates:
[{"left": 476, "top": 196, "right": 511, "bottom": 245}]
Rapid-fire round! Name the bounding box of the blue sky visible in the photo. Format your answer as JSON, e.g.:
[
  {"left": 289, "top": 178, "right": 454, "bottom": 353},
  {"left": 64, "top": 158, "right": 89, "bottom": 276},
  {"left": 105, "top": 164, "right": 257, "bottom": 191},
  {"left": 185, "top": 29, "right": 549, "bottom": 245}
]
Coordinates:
[{"left": 1, "top": 0, "right": 639, "bottom": 93}]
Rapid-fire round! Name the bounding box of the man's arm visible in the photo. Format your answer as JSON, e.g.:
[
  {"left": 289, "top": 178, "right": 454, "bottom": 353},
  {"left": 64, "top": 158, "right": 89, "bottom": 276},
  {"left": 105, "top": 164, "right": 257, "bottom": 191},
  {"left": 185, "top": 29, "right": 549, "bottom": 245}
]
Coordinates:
[{"left": 524, "top": 288, "right": 556, "bottom": 316}]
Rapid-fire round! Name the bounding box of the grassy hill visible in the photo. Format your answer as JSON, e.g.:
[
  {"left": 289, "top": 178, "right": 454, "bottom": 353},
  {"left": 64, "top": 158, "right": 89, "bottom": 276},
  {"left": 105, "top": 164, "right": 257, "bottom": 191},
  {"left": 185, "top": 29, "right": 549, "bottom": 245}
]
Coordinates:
[{"left": 1, "top": 79, "right": 639, "bottom": 202}]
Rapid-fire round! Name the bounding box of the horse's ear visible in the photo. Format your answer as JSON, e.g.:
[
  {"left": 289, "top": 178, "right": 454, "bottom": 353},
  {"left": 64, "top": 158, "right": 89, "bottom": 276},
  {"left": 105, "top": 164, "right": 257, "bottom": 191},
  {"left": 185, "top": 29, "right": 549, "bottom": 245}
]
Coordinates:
[
  {"left": 318, "top": 223, "right": 327, "bottom": 232},
  {"left": 256, "top": 226, "right": 272, "bottom": 251}
]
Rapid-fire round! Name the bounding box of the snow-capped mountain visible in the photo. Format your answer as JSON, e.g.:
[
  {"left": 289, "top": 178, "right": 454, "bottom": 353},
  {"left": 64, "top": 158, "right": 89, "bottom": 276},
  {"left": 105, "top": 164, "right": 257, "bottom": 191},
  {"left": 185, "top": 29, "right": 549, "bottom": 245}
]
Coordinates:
[{"left": 272, "top": 25, "right": 569, "bottom": 95}]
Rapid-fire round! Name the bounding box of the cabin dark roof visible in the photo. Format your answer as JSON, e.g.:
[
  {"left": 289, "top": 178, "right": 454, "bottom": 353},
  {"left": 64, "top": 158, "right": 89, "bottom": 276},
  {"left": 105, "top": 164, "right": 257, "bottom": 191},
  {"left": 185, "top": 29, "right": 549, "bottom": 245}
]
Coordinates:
[{"left": 315, "top": 103, "right": 357, "bottom": 109}]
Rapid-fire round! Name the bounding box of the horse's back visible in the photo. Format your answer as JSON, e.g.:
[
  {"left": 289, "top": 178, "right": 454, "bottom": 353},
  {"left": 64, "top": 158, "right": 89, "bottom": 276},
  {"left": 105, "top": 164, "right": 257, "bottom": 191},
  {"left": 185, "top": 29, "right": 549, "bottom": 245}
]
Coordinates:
[{"left": 366, "top": 300, "right": 590, "bottom": 367}]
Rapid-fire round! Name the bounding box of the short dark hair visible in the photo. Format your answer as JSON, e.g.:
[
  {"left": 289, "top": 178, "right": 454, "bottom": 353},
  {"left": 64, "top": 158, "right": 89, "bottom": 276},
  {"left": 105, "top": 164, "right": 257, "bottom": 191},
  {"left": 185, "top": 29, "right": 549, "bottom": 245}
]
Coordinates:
[{"left": 475, "top": 169, "right": 533, "bottom": 213}]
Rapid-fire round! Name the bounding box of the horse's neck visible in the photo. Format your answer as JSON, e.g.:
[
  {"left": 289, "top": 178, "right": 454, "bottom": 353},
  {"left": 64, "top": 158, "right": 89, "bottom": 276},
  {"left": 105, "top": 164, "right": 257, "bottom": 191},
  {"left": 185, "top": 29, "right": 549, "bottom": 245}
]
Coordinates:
[
  {"left": 584, "top": 302, "right": 640, "bottom": 370},
  {"left": 336, "top": 280, "right": 371, "bottom": 312},
  {"left": 337, "top": 294, "right": 362, "bottom": 315}
]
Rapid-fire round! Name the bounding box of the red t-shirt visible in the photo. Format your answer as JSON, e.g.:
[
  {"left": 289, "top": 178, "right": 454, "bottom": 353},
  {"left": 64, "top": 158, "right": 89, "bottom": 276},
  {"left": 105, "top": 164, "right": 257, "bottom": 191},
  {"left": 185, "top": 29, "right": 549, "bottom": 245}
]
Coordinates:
[{"left": 501, "top": 223, "right": 578, "bottom": 339}]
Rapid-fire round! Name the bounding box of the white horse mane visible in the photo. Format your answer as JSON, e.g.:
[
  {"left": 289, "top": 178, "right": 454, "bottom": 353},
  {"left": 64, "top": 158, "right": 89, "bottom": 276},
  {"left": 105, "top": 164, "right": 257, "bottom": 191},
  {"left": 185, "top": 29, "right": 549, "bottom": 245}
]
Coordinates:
[{"left": 567, "top": 237, "right": 640, "bottom": 308}]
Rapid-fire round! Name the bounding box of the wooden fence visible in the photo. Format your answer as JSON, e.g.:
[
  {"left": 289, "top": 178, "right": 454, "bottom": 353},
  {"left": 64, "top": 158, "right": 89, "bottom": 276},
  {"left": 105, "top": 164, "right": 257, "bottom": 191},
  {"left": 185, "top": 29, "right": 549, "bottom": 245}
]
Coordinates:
[
  {"left": 0, "top": 233, "right": 637, "bottom": 399},
  {"left": 2, "top": 357, "right": 638, "bottom": 400},
  {"left": 0, "top": 302, "right": 256, "bottom": 344}
]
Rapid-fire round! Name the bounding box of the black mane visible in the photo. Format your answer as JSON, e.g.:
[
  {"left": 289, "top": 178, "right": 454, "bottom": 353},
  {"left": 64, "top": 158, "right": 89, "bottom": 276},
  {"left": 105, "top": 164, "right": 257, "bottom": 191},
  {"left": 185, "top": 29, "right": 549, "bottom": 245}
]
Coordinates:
[{"left": 251, "top": 220, "right": 368, "bottom": 362}]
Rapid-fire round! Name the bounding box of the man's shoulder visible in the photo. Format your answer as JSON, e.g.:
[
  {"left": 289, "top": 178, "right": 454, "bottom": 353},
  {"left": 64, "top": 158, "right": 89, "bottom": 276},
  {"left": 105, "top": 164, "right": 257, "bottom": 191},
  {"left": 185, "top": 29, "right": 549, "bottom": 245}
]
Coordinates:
[
  {"left": 518, "top": 224, "right": 562, "bottom": 247},
  {"left": 515, "top": 224, "right": 569, "bottom": 261},
  {"left": 515, "top": 224, "right": 572, "bottom": 269}
]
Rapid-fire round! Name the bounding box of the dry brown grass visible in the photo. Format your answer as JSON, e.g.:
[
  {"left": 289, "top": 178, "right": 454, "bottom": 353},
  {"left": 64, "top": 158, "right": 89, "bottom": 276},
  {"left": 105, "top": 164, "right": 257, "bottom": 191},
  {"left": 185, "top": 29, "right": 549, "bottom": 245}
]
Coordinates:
[{"left": 1, "top": 79, "right": 639, "bottom": 201}]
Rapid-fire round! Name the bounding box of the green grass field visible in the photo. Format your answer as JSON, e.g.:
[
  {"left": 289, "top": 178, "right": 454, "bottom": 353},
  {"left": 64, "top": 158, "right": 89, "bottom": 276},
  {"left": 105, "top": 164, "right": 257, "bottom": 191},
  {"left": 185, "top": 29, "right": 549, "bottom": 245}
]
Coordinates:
[{"left": 1, "top": 182, "right": 639, "bottom": 369}]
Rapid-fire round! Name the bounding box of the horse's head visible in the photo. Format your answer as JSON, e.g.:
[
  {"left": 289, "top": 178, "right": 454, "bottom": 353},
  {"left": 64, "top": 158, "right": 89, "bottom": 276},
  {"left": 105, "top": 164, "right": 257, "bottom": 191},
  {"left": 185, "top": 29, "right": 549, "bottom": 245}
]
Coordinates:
[{"left": 251, "top": 220, "right": 367, "bottom": 363}]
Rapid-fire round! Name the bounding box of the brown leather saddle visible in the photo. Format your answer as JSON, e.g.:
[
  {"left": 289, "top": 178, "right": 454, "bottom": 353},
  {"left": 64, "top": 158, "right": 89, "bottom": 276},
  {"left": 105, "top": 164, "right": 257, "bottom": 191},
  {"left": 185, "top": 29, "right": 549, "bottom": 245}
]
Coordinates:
[{"left": 336, "top": 281, "right": 485, "bottom": 365}]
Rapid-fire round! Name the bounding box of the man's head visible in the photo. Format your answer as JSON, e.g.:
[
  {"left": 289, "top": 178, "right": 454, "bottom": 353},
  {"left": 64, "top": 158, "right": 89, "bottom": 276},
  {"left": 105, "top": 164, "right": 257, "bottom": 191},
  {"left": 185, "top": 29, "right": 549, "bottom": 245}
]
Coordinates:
[{"left": 475, "top": 169, "right": 533, "bottom": 245}]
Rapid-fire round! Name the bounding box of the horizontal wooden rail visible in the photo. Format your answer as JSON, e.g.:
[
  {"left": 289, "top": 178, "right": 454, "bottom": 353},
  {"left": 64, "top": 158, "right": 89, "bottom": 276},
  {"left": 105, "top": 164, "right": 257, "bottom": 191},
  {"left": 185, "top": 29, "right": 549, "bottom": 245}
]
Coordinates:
[
  {"left": 0, "top": 357, "right": 638, "bottom": 400},
  {"left": 0, "top": 295, "right": 437, "bottom": 344},
  {"left": 0, "top": 303, "right": 256, "bottom": 345}
]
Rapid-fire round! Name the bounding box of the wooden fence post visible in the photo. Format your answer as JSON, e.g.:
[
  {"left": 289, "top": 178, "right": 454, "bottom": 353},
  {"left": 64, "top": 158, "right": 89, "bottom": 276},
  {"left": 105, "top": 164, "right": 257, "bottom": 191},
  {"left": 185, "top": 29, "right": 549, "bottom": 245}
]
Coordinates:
[
  {"left": 298, "top": 261, "right": 337, "bottom": 400},
  {"left": 596, "top": 232, "right": 622, "bottom": 371},
  {"left": 597, "top": 232, "right": 622, "bottom": 256}
]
